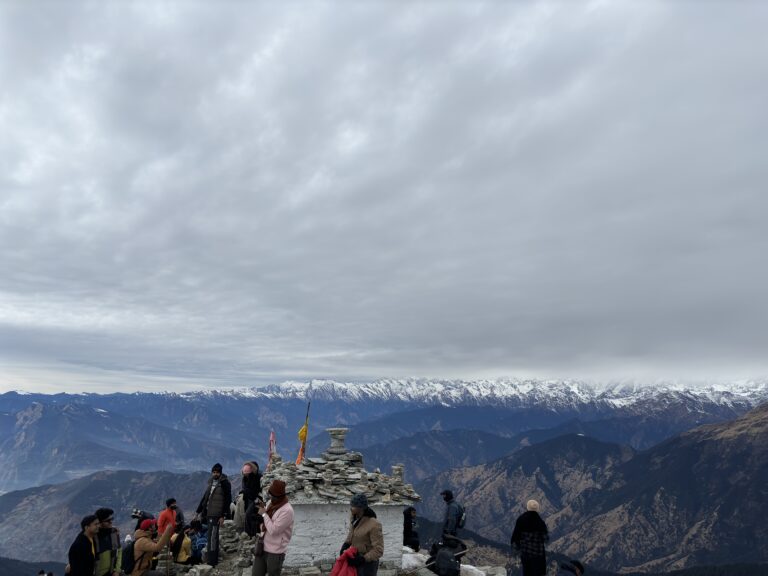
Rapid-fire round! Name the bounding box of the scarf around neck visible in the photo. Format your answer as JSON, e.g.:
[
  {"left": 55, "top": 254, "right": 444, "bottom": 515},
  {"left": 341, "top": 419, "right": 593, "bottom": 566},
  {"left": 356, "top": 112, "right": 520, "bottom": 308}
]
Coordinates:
[{"left": 266, "top": 496, "right": 288, "bottom": 519}]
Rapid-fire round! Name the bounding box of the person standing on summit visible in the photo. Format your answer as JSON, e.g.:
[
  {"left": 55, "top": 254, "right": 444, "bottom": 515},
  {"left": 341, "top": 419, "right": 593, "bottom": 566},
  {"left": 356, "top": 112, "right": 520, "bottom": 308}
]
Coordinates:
[
  {"left": 252, "top": 479, "right": 295, "bottom": 576},
  {"left": 196, "top": 463, "right": 232, "bottom": 567},
  {"left": 242, "top": 461, "right": 263, "bottom": 536},
  {"left": 157, "top": 498, "right": 178, "bottom": 536},
  {"left": 440, "top": 490, "right": 461, "bottom": 537},
  {"left": 511, "top": 500, "right": 549, "bottom": 576}
]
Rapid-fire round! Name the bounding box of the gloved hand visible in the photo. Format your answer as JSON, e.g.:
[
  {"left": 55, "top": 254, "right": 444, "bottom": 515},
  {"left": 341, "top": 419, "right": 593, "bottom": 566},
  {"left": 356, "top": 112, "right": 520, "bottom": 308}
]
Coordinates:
[
  {"left": 347, "top": 553, "right": 366, "bottom": 567},
  {"left": 339, "top": 542, "right": 351, "bottom": 556}
]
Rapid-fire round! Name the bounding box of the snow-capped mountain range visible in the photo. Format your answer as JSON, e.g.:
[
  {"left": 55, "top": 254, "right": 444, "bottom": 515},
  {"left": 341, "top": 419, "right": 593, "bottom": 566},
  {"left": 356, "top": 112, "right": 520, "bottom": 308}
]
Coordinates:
[{"left": 211, "top": 377, "right": 768, "bottom": 410}]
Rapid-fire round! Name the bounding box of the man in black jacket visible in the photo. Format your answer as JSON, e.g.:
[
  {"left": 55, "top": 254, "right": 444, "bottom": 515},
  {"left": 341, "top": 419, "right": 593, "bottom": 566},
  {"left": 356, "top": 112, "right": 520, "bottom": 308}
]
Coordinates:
[
  {"left": 196, "top": 462, "right": 232, "bottom": 566},
  {"left": 68, "top": 514, "right": 100, "bottom": 576},
  {"left": 511, "top": 500, "right": 549, "bottom": 576}
]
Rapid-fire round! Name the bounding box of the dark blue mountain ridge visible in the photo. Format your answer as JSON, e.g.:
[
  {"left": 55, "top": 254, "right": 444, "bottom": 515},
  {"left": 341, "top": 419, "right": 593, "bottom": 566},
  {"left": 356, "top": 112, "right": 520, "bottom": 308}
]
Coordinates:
[{"left": 416, "top": 402, "right": 768, "bottom": 572}]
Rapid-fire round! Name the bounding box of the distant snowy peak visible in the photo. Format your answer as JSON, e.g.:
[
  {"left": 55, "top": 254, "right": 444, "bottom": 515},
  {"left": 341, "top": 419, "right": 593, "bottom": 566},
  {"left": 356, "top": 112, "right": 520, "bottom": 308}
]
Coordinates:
[{"left": 247, "top": 378, "right": 768, "bottom": 409}]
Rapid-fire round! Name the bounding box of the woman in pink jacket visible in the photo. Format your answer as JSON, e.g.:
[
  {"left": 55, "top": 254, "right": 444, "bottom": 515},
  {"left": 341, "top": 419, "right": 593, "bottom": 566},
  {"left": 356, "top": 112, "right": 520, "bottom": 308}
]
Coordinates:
[{"left": 252, "top": 479, "right": 295, "bottom": 576}]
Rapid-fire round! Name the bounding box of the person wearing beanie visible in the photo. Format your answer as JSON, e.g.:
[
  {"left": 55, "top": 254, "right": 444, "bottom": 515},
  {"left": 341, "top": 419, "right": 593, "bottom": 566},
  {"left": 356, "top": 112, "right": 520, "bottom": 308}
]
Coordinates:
[
  {"left": 511, "top": 499, "right": 549, "bottom": 576},
  {"left": 132, "top": 519, "right": 173, "bottom": 576},
  {"left": 343, "top": 493, "right": 384, "bottom": 576},
  {"left": 94, "top": 507, "right": 122, "bottom": 576},
  {"left": 252, "top": 479, "right": 295, "bottom": 576},
  {"left": 67, "top": 514, "right": 100, "bottom": 576},
  {"left": 195, "top": 463, "right": 232, "bottom": 567},
  {"left": 157, "top": 498, "right": 178, "bottom": 536}
]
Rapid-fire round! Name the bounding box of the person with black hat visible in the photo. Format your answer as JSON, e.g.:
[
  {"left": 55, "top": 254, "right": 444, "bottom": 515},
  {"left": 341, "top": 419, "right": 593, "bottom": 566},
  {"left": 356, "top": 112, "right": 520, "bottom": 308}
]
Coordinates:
[
  {"left": 94, "top": 507, "right": 122, "bottom": 576},
  {"left": 196, "top": 463, "right": 232, "bottom": 567},
  {"left": 343, "top": 493, "right": 384, "bottom": 576},
  {"left": 439, "top": 490, "right": 462, "bottom": 537},
  {"left": 252, "top": 479, "right": 294, "bottom": 576}
]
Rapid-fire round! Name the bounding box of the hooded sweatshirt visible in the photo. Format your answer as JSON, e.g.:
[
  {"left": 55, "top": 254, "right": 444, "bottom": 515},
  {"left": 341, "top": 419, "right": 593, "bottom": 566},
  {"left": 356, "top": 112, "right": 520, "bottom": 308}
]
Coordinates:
[{"left": 131, "top": 526, "right": 173, "bottom": 576}]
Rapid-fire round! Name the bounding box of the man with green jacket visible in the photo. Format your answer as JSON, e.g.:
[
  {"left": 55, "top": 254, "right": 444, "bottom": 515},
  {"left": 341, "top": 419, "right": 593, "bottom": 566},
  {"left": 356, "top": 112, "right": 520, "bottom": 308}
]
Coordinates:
[{"left": 94, "top": 507, "right": 122, "bottom": 576}]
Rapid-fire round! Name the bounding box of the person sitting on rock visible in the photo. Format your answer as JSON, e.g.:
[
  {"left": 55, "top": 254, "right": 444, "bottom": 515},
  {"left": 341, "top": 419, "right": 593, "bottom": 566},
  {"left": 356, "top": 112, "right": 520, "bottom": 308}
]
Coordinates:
[
  {"left": 188, "top": 519, "right": 207, "bottom": 564},
  {"left": 344, "top": 493, "right": 384, "bottom": 576},
  {"left": 170, "top": 524, "right": 195, "bottom": 565},
  {"left": 131, "top": 519, "right": 173, "bottom": 576},
  {"left": 403, "top": 506, "right": 419, "bottom": 551}
]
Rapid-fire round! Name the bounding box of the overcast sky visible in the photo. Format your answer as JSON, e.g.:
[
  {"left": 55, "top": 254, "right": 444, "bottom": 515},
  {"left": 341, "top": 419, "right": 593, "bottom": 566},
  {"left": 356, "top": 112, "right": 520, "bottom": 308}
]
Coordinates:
[{"left": 1, "top": 1, "right": 767, "bottom": 393}]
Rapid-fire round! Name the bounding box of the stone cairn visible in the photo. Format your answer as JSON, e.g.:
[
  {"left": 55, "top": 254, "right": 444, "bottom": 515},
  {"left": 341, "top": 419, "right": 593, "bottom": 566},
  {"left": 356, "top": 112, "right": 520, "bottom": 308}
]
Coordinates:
[{"left": 259, "top": 427, "right": 420, "bottom": 505}]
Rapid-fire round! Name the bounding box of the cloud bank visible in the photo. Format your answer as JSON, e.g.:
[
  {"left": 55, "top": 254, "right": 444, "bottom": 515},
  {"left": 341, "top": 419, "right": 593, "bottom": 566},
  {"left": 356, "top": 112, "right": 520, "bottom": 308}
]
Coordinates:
[{"left": 1, "top": 1, "right": 767, "bottom": 391}]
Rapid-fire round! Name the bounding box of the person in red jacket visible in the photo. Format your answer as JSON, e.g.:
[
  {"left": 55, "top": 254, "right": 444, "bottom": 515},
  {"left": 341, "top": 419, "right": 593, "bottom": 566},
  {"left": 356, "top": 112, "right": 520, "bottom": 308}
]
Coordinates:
[{"left": 157, "top": 498, "right": 178, "bottom": 535}]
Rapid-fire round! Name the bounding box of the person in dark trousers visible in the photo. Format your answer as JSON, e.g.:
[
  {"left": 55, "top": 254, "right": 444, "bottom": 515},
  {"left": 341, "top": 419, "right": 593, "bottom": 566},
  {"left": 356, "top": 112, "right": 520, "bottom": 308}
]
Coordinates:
[
  {"left": 344, "top": 493, "right": 384, "bottom": 576},
  {"left": 67, "top": 514, "right": 100, "bottom": 576},
  {"left": 511, "top": 500, "right": 549, "bottom": 576},
  {"left": 439, "top": 490, "right": 461, "bottom": 537},
  {"left": 196, "top": 462, "right": 232, "bottom": 567},
  {"left": 242, "top": 460, "right": 263, "bottom": 536},
  {"left": 403, "top": 506, "right": 419, "bottom": 551},
  {"left": 94, "top": 507, "right": 122, "bottom": 576}
]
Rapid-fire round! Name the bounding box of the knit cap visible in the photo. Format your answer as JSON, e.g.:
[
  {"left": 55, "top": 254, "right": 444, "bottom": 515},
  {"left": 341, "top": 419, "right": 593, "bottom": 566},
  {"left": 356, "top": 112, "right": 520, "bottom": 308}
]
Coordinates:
[{"left": 350, "top": 493, "right": 368, "bottom": 508}]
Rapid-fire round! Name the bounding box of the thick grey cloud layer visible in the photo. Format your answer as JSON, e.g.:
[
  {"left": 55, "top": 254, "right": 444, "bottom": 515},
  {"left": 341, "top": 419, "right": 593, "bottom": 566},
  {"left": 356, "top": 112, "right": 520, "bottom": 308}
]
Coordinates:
[{"left": 1, "top": 1, "right": 767, "bottom": 392}]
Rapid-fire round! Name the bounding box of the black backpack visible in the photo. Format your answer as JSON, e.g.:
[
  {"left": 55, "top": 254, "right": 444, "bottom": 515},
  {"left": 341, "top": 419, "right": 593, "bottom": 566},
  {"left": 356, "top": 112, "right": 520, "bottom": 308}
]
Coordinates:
[
  {"left": 435, "top": 547, "right": 461, "bottom": 576},
  {"left": 121, "top": 539, "right": 147, "bottom": 575}
]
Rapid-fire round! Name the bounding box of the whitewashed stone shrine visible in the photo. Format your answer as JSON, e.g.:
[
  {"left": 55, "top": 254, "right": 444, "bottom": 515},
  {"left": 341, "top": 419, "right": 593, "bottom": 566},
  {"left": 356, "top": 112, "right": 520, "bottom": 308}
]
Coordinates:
[{"left": 261, "top": 427, "right": 420, "bottom": 568}]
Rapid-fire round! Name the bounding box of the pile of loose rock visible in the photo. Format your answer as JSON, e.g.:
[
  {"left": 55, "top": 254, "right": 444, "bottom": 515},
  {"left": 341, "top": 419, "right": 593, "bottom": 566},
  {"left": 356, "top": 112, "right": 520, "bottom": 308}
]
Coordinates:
[{"left": 261, "top": 428, "right": 419, "bottom": 505}]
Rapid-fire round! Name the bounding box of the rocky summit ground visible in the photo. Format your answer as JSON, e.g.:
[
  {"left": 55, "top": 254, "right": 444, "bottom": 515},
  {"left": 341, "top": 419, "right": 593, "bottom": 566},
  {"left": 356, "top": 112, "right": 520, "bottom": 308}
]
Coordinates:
[{"left": 173, "top": 520, "right": 507, "bottom": 576}]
